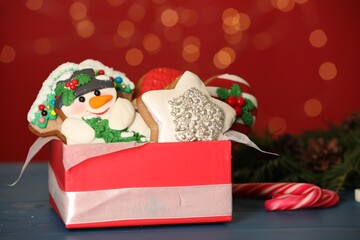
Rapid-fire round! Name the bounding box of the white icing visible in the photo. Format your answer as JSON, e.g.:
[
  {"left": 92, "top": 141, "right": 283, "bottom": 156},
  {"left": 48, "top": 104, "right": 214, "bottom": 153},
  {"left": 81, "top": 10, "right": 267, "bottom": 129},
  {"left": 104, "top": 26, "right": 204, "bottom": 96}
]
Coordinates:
[
  {"left": 108, "top": 98, "right": 135, "bottom": 130},
  {"left": 141, "top": 71, "right": 236, "bottom": 142},
  {"left": 217, "top": 73, "right": 250, "bottom": 86},
  {"left": 61, "top": 118, "right": 96, "bottom": 144},
  {"left": 120, "top": 132, "right": 134, "bottom": 138}
]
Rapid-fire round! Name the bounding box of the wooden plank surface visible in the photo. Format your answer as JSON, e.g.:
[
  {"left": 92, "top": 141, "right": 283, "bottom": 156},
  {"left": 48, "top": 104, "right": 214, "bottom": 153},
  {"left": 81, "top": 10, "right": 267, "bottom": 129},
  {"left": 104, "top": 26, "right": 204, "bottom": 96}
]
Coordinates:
[{"left": 1, "top": 163, "right": 359, "bottom": 240}]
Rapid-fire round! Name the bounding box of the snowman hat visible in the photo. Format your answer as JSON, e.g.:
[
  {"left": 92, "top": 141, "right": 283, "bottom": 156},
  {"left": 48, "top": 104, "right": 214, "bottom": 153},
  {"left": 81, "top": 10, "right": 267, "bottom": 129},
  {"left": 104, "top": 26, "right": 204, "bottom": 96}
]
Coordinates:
[{"left": 28, "top": 59, "right": 134, "bottom": 129}]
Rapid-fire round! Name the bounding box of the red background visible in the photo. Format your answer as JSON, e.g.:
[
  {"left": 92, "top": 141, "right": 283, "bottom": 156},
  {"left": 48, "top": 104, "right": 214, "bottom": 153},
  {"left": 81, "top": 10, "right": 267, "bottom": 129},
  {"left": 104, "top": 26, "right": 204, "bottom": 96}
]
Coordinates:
[{"left": 1, "top": 0, "right": 359, "bottom": 161}]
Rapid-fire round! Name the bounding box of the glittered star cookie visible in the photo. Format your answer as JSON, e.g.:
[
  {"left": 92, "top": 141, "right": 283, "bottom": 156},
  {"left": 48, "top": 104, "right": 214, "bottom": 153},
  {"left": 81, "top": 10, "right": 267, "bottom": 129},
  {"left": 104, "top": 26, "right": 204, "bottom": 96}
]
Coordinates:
[{"left": 136, "top": 71, "right": 236, "bottom": 142}]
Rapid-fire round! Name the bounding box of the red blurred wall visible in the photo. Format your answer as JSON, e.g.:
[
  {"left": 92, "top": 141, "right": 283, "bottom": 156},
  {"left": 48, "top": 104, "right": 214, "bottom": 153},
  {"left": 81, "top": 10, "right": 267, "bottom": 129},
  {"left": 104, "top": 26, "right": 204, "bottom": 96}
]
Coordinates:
[{"left": 1, "top": 0, "right": 359, "bottom": 161}]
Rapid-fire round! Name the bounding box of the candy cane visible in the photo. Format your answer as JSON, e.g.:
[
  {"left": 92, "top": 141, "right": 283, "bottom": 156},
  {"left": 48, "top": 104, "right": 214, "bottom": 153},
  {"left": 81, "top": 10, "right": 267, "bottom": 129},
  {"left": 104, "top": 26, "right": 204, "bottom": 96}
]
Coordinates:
[{"left": 232, "top": 183, "right": 339, "bottom": 211}]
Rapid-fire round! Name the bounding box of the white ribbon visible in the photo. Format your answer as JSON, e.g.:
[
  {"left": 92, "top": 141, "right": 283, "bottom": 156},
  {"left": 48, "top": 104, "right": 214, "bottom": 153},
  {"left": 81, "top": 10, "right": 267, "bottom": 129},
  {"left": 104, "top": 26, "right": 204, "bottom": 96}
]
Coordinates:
[
  {"left": 7, "top": 136, "right": 58, "bottom": 186},
  {"left": 221, "top": 130, "right": 279, "bottom": 156}
]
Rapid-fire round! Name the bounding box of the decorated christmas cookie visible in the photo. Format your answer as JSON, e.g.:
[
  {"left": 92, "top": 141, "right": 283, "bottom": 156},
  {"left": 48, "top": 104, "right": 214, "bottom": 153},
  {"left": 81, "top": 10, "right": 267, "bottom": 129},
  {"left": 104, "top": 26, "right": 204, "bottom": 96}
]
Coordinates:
[
  {"left": 134, "top": 67, "right": 183, "bottom": 97},
  {"left": 205, "top": 74, "right": 258, "bottom": 135},
  {"left": 28, "top": 59, "right": 149, "bottom": 144},
  {"left": 137, "top": 71, "right": 236, "bottom": 142}
]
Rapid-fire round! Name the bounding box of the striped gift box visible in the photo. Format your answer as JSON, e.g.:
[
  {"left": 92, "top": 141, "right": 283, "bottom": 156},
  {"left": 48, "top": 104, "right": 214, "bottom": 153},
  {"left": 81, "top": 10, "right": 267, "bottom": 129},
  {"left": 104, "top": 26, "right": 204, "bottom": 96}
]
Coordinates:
[{"left": 49, "top": 140, "right": 232, "bottom": 228}]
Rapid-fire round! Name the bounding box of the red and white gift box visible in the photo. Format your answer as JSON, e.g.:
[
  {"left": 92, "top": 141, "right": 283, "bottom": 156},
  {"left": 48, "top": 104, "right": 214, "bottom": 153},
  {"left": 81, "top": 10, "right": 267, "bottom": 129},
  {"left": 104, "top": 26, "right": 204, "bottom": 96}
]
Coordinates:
[{"left": 49, "top": 140, "right": 232, "bottom": 228}]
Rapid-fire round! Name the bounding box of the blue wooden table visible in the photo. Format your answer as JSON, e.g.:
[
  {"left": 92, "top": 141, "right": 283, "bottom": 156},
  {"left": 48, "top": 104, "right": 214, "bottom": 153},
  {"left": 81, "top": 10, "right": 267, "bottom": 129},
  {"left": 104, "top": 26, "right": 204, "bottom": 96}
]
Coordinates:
[{"left": 1, "top": 163, "right": 359, "bottom": 240}]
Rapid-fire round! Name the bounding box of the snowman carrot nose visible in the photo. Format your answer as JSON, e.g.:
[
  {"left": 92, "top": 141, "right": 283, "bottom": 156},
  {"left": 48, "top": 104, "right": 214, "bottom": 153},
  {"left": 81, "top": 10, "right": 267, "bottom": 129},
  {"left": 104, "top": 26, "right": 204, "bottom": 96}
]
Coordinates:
[{"left": 89, "top": 95, "right": 113, "bottom": 109}]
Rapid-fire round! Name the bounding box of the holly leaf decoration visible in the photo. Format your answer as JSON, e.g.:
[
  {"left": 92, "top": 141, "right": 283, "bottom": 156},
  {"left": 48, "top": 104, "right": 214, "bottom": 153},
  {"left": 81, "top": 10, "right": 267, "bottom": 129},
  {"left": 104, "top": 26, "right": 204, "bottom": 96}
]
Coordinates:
[
  {"left": 229, "top": 84, "right": 242, "bottom": 97},
  {"left": 76, "top": 73, "right": 92, "bottom": 85},
  {"left": 243, "top": 98, "right": 254, "bottom": 111},
  {"left": 216, "top": 88, "right": 230, "bottom": 100},
  {"left": 242, "top": 111, "right": 254, "bottom": 126},
  {"left": 61, "top": 89, "right": 76, "bottom": 106}
]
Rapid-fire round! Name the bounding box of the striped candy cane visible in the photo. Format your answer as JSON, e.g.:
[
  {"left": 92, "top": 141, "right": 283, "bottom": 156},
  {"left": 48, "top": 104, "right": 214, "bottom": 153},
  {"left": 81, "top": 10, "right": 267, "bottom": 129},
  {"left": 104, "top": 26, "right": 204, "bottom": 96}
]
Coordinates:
[{"left": 232, "top": 183, "right": 339, "bottom": 211}]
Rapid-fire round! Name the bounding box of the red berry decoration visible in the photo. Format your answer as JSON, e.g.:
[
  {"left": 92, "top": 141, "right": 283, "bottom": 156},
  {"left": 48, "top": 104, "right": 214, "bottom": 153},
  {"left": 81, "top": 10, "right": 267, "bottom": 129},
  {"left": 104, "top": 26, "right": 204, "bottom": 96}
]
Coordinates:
[
  {"left": 71, "top": 79, "right": 79, "bottom": 85},
  {"left": 38, "top": 104, "right": 45, "bottom": 111},
  {"left": 98, "top": 70, "right": 105, "bottom": 75},
  {"left": 70, "top": 85, "right": 76, "bottom": 90},
  {"left": 234, "top": 106, "right": 242, "bottom": 116},
  {"left": 65, "top": 82, "right": 71, "bottom": 87},
  {"left": 237, "top": 96, "right": 245, "bottom": 107},
  {"left": 226, "top": 96, "right": 237, "bottom": 107}
]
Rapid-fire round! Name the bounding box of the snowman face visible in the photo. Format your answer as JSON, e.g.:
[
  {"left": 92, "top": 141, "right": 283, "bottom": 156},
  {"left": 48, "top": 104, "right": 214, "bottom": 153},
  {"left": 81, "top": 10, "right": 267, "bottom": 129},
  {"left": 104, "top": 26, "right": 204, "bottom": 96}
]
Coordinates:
[{"left": 61, "top": 87, "right": 117, "bottom": 119}]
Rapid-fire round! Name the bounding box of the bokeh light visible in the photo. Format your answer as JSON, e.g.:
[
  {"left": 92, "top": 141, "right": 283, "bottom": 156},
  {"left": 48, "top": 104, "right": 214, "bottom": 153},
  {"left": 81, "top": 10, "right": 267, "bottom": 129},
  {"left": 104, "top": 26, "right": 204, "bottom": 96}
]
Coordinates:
[
  {"left": 309, "top": 29, "right": 327, "bottom": 48},
  {"left": 213, "top": 47, "right": 236, "bottom": 69},
  {"left": 117, "top": 20, "right": 135, "bottom": 38},
  {"left": 182, "top": 36, "right": 201, "bottom": 63},
  {"left": 161, "top": 9, "right": 179, "bottom": 27},
  {"left": 268, "top": 117, "right": 287, "bottom": 135},
  {"left": 225, "top": 31, "right": 243, "bottom": 44},
  {"left": 319, "top": 62, "right": 337, "bottom": 80},
  {"left": 271, "top": 0, "right": 295, "bottom": 12},
  {"left": 304, "top": 98, "right": 322, "bottom": 117},
  {"left": 222, "top": 8, "right": 251, "bottom": 34},
  {"left": 126, "top": 48, "right": 143, "bottom": 66},
  {"left": 69, "top": 2, "right": 87, "bottom": 21},
  {"left": 128, "top": 3, "right": 146, "bottom": 22},
  {"left": 143, "top": 34, "right": 162, "bottom": 54},
  {"left": 26, "top": 0, "right": 43, "bottom": 11},
  {"left": 34, "top": 38, "right": 52, "bottom": 55},
  {"left": 0, "top": 45, "right": 16, "bottom": 63},
  {"left": 76, "top": 19, "right": 95, "bottom": 38}
]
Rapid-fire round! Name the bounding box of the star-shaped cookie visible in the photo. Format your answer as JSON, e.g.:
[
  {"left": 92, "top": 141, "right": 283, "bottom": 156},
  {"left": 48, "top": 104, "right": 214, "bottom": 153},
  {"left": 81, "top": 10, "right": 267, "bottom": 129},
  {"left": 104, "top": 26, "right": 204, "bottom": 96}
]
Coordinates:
[{"left": 137, "top": 71, "right": 236, "bottom": 142}]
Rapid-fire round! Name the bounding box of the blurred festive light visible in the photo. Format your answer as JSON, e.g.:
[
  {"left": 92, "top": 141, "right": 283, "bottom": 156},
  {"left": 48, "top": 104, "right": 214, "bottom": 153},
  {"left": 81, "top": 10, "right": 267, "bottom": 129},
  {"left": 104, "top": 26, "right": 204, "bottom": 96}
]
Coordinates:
[
  {"left": 163, "top": 26, "right": 182, "bottom": 42},
  {"left": 225, "top": 31, "right": 243, "bottom": 44},
  {"left": 0, "top": 45, "right": 16, "bottom": 63},
  {"left": 143, "top": 34, "right": 162, "bottom": 54},
  {"left": 107, "top": 0, "right": 125, "bottom": 7},
  {"left": 112, "top": 33, "right": 130, "bottom": 48},
  {"left": 69, "top": 2, "right": 87, "bottom": 21},
  {"left": 304, "top": 98, "right": 322, "bottom": 117},
  {"left": 161, "top": 9, "right": 179, "bottom": 27},
  {"left": 117, "top": 20, "right": 135, "bottom": 38},
  {"left": 253, "top": 31, "right": 273, "bottom": 50},
  {"left": 213, "top": 47, "right": 236, "bottom": 69},
  {"left": 126, "top": 48, "right": 143, "bottom": 66},
  {"left": 319, "top": 61, "right": 337, "bottom": 80},
  {"left": 183, "top": 36, "right": 201, "bottom": 48},
  {"left": 128, "top": 3, "right": 146, "bottom": 22},
  {"left": 222, "top": 8, "right": 250, "bottom": 34},
  {"left": 179, "top": 8, "right": 198, "bottom": 27},
  {"left": 268, "top": 117, "right": 287, "bottom": 135},
  {"left": 34, "top": 38, "right": 52, "bottom": 55},
  {"left": 182, "top": 36, "right": 201, "bottom": 62},
  {"left": 26, "top": 0, "right": 43, "bottom": 11},
  {"left": 76, "top": 19, "right": 95, "bottom": 38},
  {"left": 309, "top": 29, "right": 328, "bottom": 48},
  {"left": 271, "top": 0, "right": 295, "bottom": 12}
]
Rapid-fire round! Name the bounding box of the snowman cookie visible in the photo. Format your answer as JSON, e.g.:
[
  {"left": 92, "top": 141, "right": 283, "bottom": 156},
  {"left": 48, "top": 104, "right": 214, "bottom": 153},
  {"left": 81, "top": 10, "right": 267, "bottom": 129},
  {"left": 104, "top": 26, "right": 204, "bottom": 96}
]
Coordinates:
[
  {"left": 136, "top": 71, "right": 236, "bottom": 142},
  {"left": 28, "top": 60, "right": 150, "bottom": 144}
]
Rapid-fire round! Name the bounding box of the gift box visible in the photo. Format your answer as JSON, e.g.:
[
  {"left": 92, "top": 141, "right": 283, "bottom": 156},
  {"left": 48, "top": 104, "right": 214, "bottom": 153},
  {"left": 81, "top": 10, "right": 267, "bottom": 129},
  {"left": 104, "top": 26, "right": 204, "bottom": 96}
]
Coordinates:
[{"left": 48, "top": 140, "right": 232, "bottom": 228}]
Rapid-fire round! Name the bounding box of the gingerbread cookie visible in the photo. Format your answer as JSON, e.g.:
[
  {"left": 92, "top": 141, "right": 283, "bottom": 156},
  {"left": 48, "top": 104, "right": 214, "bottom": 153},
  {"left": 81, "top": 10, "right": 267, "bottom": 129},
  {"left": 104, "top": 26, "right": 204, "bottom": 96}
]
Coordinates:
[
  {"left": 28, "top": 59, "right": 149, "bottom": 144},
  {"left": 205, "top": 74, "right": 258, "bottom": 135},
  {"left": 137, "top": 71, "right": 236, "bottom": 142}
]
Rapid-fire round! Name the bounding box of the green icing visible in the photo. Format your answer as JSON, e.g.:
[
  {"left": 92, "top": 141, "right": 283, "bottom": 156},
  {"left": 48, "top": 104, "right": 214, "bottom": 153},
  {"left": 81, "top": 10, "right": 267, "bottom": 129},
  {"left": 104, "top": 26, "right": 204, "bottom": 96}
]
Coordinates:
[
  {"left": 76, "top": 73, "right": 92, "bottom": 85},
  {"left": 84, "top": 117, "right": 147, "bottom": 143},
  {"left": 216, "top": 84, "right": 255, "bottom": 127},
  {"left": 32, "top": 92, "right": 58, "bottom": 129}
]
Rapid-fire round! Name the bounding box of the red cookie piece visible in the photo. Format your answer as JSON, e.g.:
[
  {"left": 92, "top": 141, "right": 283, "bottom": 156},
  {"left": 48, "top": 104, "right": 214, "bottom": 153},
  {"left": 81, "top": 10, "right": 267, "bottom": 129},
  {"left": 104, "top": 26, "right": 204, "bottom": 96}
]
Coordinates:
[
  {"left": 205, "top": 74, "right": 258, "bottom": 135},
  {"left": 135, "top": 68, "right": 183, "bottom": 97}
]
